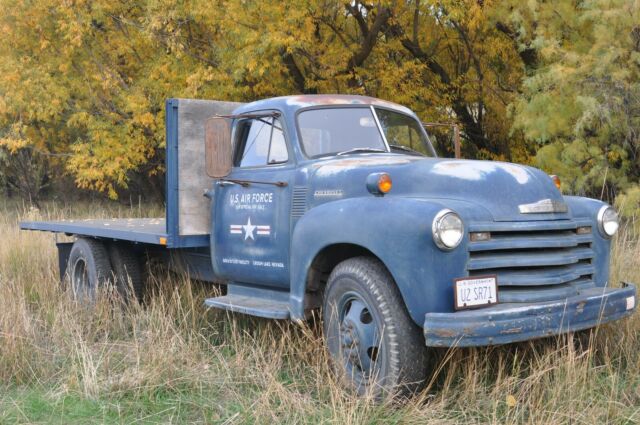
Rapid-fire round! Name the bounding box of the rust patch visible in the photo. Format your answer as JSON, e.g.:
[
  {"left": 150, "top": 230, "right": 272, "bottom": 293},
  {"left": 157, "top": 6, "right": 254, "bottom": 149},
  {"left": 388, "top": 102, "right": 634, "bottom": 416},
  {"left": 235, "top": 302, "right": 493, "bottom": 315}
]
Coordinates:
[
  {"left": 500, "top": 327, "right": 523, "bottom": 335},
  {"left": 576, "top": 301, "right": 586, "bottom": 314},
  {"left": 285, "top": 94, "right": 414, "bottom": 114},
  {"left": 437, "top": 162, "right": 465, "bottom": 170},
  {"left": 433, "top": 329, "right": 459, "bottom": 338},
  {"left": 286, "top": 94, "right": 366, "bottom": 106}
]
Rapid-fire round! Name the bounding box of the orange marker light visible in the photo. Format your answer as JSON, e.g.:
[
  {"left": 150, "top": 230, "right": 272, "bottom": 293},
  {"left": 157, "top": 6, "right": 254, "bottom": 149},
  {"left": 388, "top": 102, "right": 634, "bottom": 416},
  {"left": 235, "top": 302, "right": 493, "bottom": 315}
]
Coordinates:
[
  {"left": 550, "top": 175, "right": 561, "bottom": 190},
  {"left": 159, "top": 237, "right": 167, "bottom": 245},
  {"left": 378, "top": 174, "right": 392, "bottom": 194},
  {"left": 366, "top": 172, "right": 393, "bottom": 196}
]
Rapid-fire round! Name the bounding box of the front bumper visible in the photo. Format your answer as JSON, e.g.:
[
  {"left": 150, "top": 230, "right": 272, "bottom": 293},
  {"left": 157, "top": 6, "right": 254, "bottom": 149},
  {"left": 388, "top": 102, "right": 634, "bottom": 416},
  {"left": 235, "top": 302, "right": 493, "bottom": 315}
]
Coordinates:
[{"left": 424, "top": 284, "right": 636, "bottom": 347}]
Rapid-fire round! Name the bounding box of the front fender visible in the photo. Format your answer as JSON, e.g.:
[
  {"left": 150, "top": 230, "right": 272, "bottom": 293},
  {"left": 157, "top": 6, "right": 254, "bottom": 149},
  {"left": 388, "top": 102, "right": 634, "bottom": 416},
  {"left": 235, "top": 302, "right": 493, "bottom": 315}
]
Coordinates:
[{"left": 289, "top": 196, "right": 470, "bottom": 324}]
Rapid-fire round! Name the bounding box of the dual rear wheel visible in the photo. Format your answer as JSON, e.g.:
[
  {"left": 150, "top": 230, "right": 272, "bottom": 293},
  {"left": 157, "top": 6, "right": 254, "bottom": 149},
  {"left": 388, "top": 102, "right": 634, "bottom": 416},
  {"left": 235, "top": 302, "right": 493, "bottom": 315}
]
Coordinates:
[{"left": 67, "top": 237, "right": 143, "bottom": 303}]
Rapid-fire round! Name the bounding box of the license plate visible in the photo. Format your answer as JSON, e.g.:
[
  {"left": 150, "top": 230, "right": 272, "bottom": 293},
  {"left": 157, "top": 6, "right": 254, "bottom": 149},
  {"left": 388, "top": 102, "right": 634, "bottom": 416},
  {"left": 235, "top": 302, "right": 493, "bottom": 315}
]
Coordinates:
[{"left": 454, "top": 275, "right": 498, "bottom": 310}]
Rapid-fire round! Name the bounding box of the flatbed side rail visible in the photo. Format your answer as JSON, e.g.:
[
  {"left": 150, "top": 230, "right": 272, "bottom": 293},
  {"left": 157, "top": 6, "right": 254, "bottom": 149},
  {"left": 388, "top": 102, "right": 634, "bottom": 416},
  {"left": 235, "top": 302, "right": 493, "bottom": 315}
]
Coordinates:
[{"left": 19, "top": 218, "right": 168, "bottom": 245}]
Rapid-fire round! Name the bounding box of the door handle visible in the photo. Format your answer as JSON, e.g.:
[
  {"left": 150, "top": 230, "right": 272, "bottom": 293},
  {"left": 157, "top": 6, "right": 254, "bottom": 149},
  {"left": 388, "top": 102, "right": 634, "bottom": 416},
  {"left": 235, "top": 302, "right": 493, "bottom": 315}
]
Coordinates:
[{"left": 216, "top": 180, "right": 237, "bottom": 187}]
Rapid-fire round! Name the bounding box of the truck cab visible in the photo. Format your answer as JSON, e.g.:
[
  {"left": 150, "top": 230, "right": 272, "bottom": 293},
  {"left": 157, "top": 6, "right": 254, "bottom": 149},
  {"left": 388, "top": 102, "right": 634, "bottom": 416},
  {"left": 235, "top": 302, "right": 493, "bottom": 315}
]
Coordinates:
[{"left": 22, "top": 94, "right": 637, "bottom": 399}]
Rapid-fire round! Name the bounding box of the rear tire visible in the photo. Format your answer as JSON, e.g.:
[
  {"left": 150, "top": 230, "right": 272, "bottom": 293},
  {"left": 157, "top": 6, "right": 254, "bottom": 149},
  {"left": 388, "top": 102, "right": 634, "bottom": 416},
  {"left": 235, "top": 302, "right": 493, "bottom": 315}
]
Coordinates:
[
  {"left": 322, "top": 256, "right": 429, "bottom": 399},
  {"left": 67, "top": 238, "right": 113, "bottom": 303},
  {"left": 108, "top": 243, "right": 144, "bottom": 302}
]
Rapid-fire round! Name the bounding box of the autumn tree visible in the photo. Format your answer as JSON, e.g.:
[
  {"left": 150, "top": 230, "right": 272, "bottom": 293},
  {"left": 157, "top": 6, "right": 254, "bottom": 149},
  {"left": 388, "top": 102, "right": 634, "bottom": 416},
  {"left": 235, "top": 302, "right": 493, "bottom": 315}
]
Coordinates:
[
  {"left": 0, "top": 0, "right": 170, "bottom": 200},
  {"left": 1, "top": 0, "right": 637, "bottom": 210},
  {"left": 195, "top": 0, "right": 530, "bottom": 159}
]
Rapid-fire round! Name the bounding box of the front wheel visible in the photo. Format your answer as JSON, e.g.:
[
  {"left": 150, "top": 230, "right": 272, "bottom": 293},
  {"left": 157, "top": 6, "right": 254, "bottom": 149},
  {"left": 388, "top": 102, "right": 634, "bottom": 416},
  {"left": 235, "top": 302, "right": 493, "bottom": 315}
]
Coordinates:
[{"left": 322, "top": 257, "right": 429, "bottom": 399}]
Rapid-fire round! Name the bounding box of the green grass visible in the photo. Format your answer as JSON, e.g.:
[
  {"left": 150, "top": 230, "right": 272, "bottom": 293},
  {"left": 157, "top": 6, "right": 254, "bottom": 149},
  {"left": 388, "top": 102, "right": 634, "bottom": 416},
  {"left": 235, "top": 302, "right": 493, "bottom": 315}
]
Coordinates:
[
  {"left": 0, "top": 199, "right": 639, "bottom": 424},
  {"left": 0, "top": 386, "right": 228, "bottom": 424}
]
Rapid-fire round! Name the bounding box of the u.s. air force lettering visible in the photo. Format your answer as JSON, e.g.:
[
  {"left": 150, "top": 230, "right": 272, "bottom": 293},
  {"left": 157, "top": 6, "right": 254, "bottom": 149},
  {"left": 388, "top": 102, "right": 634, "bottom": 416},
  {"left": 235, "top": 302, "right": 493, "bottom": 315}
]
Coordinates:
[{"left": 229, "top": 192, "right": 274, "bottom": 211}]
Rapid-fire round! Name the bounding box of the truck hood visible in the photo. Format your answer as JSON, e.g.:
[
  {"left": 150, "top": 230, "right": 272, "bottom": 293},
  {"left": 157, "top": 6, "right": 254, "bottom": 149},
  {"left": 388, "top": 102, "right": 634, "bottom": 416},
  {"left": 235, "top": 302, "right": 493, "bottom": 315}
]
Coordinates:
[{"left": 309, "top": 155, "right": 570, "bottom": 222}]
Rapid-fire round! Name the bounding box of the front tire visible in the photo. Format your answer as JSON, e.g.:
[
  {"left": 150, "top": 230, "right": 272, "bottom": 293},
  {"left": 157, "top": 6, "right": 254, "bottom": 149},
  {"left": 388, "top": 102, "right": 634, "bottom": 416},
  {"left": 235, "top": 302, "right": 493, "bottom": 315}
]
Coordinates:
[
  {"left": 322, "top": 257, "right": 429, "bottom": 399},
  {"left": 67, "top": 238, "right": 113, "bottom": 303}
]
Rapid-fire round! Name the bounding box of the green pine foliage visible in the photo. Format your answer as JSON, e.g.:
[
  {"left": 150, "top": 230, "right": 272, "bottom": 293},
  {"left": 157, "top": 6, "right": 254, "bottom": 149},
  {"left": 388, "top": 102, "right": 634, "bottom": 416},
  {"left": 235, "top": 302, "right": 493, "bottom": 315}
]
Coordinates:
[{"left": 510, "top": 0, "right": 640, "bottom": 210}]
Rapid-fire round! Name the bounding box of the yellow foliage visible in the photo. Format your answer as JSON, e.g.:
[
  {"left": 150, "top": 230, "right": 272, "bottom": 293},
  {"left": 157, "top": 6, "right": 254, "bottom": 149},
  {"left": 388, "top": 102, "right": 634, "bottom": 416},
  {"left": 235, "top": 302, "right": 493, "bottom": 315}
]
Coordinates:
[{"left": 0, "top": 0, "right": 529, "bottom": 197}]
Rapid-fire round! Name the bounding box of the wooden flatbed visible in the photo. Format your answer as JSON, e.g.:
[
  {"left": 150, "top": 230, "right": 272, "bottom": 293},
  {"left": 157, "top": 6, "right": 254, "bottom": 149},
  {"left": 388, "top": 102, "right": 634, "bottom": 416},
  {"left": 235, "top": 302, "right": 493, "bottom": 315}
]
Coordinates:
[{"left": 20, "top": 218, "right": 168, "bottom": 245}]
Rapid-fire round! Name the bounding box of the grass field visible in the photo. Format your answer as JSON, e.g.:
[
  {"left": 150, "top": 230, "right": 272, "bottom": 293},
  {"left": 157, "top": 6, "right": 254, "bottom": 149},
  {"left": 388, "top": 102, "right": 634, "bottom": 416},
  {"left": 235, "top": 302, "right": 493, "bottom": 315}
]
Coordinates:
[{"left": 0, "top": 200, "right": 638, "bottom": 424}]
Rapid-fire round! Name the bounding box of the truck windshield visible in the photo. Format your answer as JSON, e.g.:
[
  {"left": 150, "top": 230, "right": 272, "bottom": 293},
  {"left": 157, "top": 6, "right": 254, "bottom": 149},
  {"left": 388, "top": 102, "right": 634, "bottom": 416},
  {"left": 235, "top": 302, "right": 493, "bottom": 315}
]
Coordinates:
[
  {"left": 297, "top": 108, "right": 386, "bottom": 157},
  {"left": 297, "top": 107, "right": 433, "bottom": 158},
  {"left": 374, "top": 108, "right": 433, "bottom": 157}
]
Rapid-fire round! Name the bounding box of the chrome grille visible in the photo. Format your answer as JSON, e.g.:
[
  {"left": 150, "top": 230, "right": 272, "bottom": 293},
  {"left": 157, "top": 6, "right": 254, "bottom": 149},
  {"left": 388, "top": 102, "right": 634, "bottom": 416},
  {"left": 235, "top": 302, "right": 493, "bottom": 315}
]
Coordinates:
[{"left": 467, "top": 222, "right": 595, "bottom": 303}]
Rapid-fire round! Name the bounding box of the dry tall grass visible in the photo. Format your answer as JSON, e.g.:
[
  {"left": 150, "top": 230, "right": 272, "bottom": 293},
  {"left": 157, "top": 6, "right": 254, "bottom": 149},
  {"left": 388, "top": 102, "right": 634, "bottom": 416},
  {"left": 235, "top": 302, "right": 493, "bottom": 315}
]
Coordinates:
[{"left": 0, "top": 200, "right": 638, "bottom": 424}]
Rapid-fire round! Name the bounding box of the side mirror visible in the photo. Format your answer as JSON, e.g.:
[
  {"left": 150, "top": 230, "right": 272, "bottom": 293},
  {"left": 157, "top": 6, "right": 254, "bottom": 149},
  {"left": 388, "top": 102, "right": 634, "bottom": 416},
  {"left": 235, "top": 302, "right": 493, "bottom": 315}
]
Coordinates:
[{"left": 205, "top": 117, "right": 233, "bottom": 178}]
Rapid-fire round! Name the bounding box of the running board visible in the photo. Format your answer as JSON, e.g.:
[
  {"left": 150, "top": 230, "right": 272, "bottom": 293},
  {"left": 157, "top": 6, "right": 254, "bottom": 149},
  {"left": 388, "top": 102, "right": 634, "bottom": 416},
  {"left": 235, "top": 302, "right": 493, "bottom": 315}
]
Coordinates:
[{"left": 204, "top": 283, "right": 290, "bottom": 319}]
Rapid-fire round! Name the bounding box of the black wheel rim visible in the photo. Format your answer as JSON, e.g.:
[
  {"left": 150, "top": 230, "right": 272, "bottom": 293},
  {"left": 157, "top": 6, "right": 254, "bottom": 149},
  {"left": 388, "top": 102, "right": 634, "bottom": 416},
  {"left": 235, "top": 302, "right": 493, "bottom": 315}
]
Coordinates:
[
  {"left": 72, "top": 257, "right": 91, "bottom": 300},
  {"left": 336, "top": 291, "right": 383, "bottom": 387}
]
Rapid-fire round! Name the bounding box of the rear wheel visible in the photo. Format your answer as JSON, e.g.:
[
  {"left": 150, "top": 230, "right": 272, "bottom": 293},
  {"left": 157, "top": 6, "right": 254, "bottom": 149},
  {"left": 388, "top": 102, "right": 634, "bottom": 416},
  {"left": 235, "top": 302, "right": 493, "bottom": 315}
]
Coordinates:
[
  {"left": 108, "top": 243, "right": 144, "bottom": 302},
  {"left": 323, "top": 257, "right": 429, "bottom": 399},
  {"left": 67, "top": 238, "right": 112, "bottom": 303}
]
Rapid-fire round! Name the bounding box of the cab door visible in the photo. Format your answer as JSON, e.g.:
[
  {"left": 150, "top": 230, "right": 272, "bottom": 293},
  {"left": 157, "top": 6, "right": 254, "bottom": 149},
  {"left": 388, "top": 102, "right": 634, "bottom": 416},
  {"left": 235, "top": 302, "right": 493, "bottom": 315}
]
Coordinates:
[{"left": 213, "top": 114, "right": 293, "bottom": 288}]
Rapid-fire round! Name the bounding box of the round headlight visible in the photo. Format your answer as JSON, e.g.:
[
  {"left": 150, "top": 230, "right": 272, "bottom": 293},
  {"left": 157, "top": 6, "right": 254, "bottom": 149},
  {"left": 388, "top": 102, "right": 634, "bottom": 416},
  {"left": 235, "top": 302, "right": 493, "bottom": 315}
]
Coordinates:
[
  {"left": 597, "top": 205, "right": 619, "bottom": 238},
  {"left": 432, "top": 209, "right": 464, "bottom": 250}
]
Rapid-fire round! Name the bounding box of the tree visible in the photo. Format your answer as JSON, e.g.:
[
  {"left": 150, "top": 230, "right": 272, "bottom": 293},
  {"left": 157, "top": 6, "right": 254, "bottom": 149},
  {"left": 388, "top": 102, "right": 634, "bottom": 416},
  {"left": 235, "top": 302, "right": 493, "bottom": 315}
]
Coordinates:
[
  {"left": 0, "top": 0, "right": 533, "bottom": 200},
  {"left": 0, "top": 0, "right": 167, "bottom": 199},
  {"left": 509, "top": 0, "right": 640, "bottom": 212}
]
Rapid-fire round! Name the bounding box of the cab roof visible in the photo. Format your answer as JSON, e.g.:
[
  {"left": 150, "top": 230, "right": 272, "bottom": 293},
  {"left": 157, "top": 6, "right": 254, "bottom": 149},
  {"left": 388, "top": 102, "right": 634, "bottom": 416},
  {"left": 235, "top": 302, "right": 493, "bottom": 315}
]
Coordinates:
[{"left": 232, "top": 94, "right": 415, "bottom": 117}]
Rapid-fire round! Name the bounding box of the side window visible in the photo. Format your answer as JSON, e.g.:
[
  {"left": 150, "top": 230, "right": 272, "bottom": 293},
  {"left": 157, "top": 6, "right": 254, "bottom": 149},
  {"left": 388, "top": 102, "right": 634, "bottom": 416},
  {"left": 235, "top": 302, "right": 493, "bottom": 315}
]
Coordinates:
[
  {"left": 237, "top": 117, "right": 289, "bottom": 167},
  {"left": 268, "top": 123, "right": 288, "bottom": 164}
]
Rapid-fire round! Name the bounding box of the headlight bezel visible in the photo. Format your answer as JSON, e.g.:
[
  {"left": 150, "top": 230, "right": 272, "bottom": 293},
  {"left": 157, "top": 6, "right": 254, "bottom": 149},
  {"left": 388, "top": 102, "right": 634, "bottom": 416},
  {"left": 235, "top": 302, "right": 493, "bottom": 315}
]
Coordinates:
[
  {"left": 597, "top": 205, "right": 619, "bottom": 238},
  {"left": 432, "top": 209, "right": 464, "bottom": 250}
]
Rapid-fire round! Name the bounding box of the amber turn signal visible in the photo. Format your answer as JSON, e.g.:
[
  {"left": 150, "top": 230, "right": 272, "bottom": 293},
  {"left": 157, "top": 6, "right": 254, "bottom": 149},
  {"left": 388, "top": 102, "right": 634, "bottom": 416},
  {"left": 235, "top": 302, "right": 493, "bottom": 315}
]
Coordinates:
[
  {"left": 550, "top": 174, "right": 561, "bottom": 190},
  {"left": 378, "top": 173, "right": 392, "bottom": 193},
  {"left": 366, "top": 172, "right": 392, "bottom": 196}
]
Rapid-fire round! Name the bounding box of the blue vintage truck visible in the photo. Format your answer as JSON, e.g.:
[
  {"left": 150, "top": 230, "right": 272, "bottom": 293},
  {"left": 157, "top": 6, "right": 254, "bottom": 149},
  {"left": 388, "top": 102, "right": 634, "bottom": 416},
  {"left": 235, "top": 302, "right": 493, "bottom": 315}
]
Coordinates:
[{"left": 21, "top": 95, "right": 637, "bottom": 397}]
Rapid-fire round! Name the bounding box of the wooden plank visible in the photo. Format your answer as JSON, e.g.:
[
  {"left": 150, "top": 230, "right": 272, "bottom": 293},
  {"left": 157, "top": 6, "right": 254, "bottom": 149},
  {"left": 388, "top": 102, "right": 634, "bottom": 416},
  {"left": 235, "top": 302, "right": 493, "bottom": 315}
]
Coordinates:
[{"left": 176, "top": 99, "right": 243, "bottom": 235}]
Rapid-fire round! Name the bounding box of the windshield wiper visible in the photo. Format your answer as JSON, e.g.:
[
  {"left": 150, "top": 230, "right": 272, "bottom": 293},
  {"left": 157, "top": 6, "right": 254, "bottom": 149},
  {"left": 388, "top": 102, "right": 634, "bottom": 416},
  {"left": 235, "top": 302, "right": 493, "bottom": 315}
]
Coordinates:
[
  {"left": 389, "top": 144, "right": 426, "bottom": 156},
  {"left": 336, "top": 147, "right": 386, "bottom": 156}
]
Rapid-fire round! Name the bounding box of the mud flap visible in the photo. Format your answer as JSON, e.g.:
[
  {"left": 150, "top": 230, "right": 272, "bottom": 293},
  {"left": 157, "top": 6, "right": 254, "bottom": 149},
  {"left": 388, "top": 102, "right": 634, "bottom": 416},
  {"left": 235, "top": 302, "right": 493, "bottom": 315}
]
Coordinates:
[{"left": 56, "top": 242, "right": 73, "bottom": 281}]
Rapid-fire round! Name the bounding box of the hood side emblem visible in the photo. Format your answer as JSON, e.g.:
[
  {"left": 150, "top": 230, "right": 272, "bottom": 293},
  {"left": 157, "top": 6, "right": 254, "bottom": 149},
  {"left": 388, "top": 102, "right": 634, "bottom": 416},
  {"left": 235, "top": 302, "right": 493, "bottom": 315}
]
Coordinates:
[{"left": 519, "top": 199, "right": 568, "bottom": 214}]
